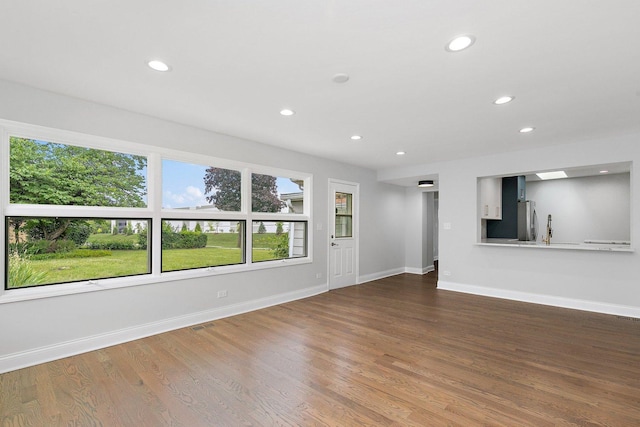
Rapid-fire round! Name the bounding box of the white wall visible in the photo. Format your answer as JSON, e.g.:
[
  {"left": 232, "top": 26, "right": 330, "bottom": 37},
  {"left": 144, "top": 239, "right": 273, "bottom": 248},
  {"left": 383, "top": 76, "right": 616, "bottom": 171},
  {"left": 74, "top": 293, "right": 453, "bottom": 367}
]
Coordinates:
[
  {"left": 527, "top": 173, "right": 630, "bottom": 243},
  {"left": 403, "top": 188, "right": 436, "bottom": 275},
  {"left": 380, "top": 133, "right": 640, "bottom": 318},
  {"left": 0, "top": 80, "right": 406, "bottom": 372}
]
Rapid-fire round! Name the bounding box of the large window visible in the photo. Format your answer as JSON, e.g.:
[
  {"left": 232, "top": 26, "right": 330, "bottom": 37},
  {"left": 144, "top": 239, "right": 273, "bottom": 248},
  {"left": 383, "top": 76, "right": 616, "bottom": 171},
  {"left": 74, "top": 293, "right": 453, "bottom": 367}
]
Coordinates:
[
  {"left": 251, "top": 173, "right": 305, "bottom": 214},
  {"left": 6, "top": 217, "right": 150, "bottom": 289},
  {"left": 252, "top": 221, "right": 307, "bottom": 262},
  {"left": 10, "top": 137, "right": 147, "bottom": 207},
  {"left": 2, "top": 124, "right": 311, "bottom": 293},
  {"left": 160, "top": 220, "right": 246, "bottom": 272}
]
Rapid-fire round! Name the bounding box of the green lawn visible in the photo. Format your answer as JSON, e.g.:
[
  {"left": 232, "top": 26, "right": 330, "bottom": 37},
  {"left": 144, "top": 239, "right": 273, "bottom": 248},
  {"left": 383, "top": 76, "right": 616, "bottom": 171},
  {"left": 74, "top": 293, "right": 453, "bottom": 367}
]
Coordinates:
[
  {"left": 9, "top": 232, "right": 287, "bottom": 288},
  {"left": 12, "top": 247, "right": 278, "bottom": 288}
]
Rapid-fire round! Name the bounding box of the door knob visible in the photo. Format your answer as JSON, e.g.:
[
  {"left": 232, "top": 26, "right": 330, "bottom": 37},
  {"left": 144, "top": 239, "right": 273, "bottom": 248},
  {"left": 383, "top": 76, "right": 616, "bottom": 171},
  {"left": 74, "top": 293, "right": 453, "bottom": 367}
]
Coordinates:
[{"left": 331, "top": 242, "right": 338, "bottom": 246}]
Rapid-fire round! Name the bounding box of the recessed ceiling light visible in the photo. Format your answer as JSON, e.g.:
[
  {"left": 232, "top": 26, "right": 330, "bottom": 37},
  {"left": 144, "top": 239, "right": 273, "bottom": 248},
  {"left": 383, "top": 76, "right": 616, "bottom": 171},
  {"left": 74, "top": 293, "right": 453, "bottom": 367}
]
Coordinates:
[
  {"left": 350, "top": 135, "right": 362, "bottom": 140},
  {"left": 519, "top": 126, "right": 535, "bottom": 133},
  {"left": 396, "top": 151, "right": 406, "bottom": 156},
  {"left": 599, "top": 170, "right": 609, "bottom": 174},
  {"left": 418, "top": 180, "right": 434, "bottom": 188},
  {"left": 333, "top": 73, "right": 350, "bottom": 83},
  {"left": 494, "top": 96, "right": 514, "bottom": 105},
  {"left": 536, "top": 171, "right": 568, "bottom": 180},
  {"left": 147, "top": 60, "right": 170, "bottom": 72},
  {"left": 280, "top": 109, "right": 295, "bottom": 116},
  {"left": 446, "top": 35, "right": 476, "bottom": 52}
]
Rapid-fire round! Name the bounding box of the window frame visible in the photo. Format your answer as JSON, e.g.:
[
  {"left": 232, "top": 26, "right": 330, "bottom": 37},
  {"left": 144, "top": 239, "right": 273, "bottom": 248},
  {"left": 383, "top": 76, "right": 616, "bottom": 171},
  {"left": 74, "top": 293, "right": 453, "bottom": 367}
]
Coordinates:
[
  {"left": 159, "top": 218, "right": 247, "bottom": 272},
  {"left": 5, "top": 215, "right": 153, "bottom": 290},
  {"left": 250, "top": 220, "right": 308, "bottom": 263},
  {"left": 0, "top": 119, "right": 313, "bottom": 303}
]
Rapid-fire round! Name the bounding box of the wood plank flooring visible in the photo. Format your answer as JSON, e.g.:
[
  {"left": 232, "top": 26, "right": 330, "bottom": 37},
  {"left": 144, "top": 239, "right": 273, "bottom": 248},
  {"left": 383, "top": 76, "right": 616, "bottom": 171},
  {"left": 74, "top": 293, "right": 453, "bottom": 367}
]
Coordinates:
[{"left": 1, "top": 272, "right": 639, "bottom": 426}]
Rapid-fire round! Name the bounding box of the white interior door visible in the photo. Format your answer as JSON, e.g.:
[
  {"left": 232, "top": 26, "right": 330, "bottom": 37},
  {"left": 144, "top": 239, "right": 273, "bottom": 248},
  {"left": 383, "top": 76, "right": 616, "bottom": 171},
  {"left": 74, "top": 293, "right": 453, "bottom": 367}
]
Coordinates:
[{"left": 329, "top": 180, "right": 358, "bottom": 289}]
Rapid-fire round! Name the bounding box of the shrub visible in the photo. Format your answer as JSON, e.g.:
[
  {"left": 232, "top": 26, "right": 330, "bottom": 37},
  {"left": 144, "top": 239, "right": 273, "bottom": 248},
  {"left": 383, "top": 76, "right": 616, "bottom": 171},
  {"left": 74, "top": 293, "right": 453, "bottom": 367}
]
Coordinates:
[
  {"left": 66, "top": 222, "right": 92, "bottom": 246},
  {"left": 85, "top": 241, "right": 136, "bottom": 250},
  {"left": 31, "top": 249, "right": 112, "bottom": 260},
  {"left": 271, "top": 232, "right": 290, "bottom": 258},
  {"left": 11, "top": 239, "right": 77, "bottom": 255},
  {"left": 7, "top": 251, "right": 46, "bottom": 288}
]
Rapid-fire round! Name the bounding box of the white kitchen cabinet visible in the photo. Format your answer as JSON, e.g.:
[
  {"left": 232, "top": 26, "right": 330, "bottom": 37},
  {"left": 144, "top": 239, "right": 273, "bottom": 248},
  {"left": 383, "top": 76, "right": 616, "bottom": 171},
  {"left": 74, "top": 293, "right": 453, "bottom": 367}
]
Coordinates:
[{"left": 479, "top": 177, "right": 502, "bottom": 219}]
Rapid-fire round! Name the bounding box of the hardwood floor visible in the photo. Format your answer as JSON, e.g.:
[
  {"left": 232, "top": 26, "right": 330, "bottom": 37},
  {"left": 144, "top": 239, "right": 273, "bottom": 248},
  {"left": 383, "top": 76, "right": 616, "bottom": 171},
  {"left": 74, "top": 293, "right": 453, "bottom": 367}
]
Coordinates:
[{"left": 2, "top": 273, "right": 640, "bottom": 426}]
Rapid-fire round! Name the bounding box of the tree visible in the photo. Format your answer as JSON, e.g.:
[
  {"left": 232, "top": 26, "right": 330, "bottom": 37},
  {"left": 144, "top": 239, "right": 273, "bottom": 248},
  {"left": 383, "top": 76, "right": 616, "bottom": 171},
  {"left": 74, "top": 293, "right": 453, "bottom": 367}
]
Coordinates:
[
  {"left": 276, "top": 222, "right": 283, "bottom": 235},
  {"left": 258, "top": 221, "right": 266, "bottom": 234},
  {"left": 203, "top": 169, "right": 284, "bottom": 213},
  {"left": 9, "top": 138, "right": 147, "bottom": 241},
  {"left": 251, "top": 173, "right": 285, "bottom": 212},
  {"left": 203, "top": 168, "right": 242, "bottom": 211}
]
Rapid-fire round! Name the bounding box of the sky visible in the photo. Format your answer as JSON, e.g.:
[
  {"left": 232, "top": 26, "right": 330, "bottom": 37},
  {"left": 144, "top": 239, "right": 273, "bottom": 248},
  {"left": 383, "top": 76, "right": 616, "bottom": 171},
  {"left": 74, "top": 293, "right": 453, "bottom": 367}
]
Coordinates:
[{"left": 162, "top": 159, "right": 302, "bottom": 209}]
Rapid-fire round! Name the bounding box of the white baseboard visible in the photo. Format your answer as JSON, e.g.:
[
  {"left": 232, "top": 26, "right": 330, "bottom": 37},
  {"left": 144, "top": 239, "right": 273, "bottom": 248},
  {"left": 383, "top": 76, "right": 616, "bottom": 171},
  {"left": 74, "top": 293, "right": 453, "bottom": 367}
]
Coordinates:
[
  {"left": 0, "top": 284, "right": 327, "bottom": 374},
  {"left": 404, "top": 265, "right": 435, "bottom": 275},
  {"left": 358, "top": 267, "right": 405, "bottom": 284},
  {"left": 438, "top": 280, "right": 640, "bottom": 319}
]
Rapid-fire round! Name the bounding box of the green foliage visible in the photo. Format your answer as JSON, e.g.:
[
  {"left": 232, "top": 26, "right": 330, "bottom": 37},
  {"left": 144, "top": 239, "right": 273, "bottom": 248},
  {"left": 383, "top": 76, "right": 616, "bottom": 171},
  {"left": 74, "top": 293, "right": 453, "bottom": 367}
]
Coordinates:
[
  {"left": 271, "top": 232, "right": 290, "bottom": 259},
  {"left": 276, "top": 222, "right": 284, "bottom": 235},
  {"left": 165, "top": 231, "right": 208, "bottom": 249},
  {"left": 31, "top": 249, "right": 112, "bottom": 260},
  {"left": 10, "top": 239, "right": 77, "bottom": 255},
  {"left": 7, "top": 251, "right": 47, "bottom": 288},
  {"left": 89, "top": 219, "right": 111, "bottom": 234},
  {"left": 9, "top": 137, "right": 147, "bottom": 207},
  {"left": 251, "top": 173, "right": 285, "bottom": 212},
  {"left": 138, "top": 222, "right": 207, "bottom": 250},
  {"left": 86, "top": 240, "right": 136, "bottom": 250},
  {"left": 9, "top": 137, "right": 147, "bottom": 241},
  {"left": 203, "top": 168, "right": 284, "bottom": 213},
  {"left": 66, "top": 221, "right": 92, "bottom": 246},
  {"left": 204, "top": 168, "right": 242, "bottom": 211},
  {"left": 194, "top": 222, "right": 202, "bottom": 233},
  {"left": 181, "top": 222, "right": 188, "bottom": 232},
  {"left": 258, "top": 221, "right": 267, "bottom": 234}
]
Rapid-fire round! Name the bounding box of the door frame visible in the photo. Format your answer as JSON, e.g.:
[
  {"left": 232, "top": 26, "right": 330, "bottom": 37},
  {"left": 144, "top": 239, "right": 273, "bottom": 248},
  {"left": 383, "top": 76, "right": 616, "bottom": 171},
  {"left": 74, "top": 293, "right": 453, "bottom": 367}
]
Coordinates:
[{"left": 327, "top": 178, "right": 360, "bottom": 289}]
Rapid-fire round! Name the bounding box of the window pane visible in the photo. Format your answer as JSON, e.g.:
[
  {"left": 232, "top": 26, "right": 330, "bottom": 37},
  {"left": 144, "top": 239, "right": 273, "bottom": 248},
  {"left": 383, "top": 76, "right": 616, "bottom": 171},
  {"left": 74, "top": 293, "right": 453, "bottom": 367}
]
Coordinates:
[
  {"left": 161, "top": 220, "right": 245, "bottom": 272},
  {"left": 335, "top": 192, "right": 353, "bottom": 238},
  {"left": 164, "top": 159, "right": 242, "bottom": 212},
  {"left": 251, "top": 173, "right": 304, "bottom": 213},
  {"left": 9, "top": 137, "right": 147, "bottom": 207},
  {"left": 6, "top": 217, "right": 150, "bottom": 289},
  {"left": 252, "top": 221, "right": 307, "bottom": 262}
]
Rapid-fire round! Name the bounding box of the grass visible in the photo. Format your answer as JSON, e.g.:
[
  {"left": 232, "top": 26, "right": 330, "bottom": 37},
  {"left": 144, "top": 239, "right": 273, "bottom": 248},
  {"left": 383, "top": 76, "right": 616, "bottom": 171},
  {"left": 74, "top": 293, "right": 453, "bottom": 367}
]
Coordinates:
[{"left": 7, "top": 233, "right": 282, "bottom": 287}]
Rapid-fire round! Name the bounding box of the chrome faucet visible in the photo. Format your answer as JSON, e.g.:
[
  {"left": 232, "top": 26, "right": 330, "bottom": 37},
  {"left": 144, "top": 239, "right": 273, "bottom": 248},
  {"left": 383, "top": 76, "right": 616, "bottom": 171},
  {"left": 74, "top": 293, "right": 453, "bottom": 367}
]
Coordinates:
[{"left": 543, "top": 214, "right": 553, "bottom": 245}]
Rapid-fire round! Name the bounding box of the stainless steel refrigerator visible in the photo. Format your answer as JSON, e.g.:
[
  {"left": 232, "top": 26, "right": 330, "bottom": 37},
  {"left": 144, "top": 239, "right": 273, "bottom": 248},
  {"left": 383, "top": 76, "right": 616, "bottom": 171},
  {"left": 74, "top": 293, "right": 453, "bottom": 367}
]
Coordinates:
[{"left": 517, "top": 200, "right": 538, "bottom": 241}]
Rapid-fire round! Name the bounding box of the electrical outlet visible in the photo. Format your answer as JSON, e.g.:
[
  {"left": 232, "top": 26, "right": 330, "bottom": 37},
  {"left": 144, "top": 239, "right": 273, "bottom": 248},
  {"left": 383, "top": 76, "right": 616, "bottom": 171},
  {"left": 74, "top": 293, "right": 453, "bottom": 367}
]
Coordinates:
[{"left": 217, "top": 290, "right": 228, "bottom": 298}]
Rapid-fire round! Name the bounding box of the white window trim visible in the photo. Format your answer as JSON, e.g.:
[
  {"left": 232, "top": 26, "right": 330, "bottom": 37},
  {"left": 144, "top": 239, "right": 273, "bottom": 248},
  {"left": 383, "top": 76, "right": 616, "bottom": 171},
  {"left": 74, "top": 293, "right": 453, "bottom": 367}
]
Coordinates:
[{"left": 0, "top": 119, "right": 313, "bottom": 304}]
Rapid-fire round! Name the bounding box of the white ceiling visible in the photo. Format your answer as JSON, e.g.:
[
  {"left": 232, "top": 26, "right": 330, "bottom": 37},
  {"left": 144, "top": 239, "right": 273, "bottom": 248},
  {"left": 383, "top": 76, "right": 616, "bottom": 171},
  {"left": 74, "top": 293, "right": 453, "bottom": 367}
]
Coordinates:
[{"left": 1, "top": 1, "right": 639, "bottom": 172}]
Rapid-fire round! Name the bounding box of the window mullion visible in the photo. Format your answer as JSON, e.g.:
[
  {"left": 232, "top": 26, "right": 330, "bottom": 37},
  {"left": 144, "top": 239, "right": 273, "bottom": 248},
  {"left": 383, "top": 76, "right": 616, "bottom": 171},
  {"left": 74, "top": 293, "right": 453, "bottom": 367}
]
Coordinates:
[{"left": 149, "top": 153, "right": 163, "bottom": 276}]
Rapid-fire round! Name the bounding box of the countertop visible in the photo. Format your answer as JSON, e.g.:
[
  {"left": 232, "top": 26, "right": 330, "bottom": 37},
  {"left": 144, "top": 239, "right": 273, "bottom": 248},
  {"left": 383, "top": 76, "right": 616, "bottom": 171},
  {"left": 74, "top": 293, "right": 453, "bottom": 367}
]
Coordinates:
[{"left": 478, "top": 238, "right": 633, "bottom": 252}]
